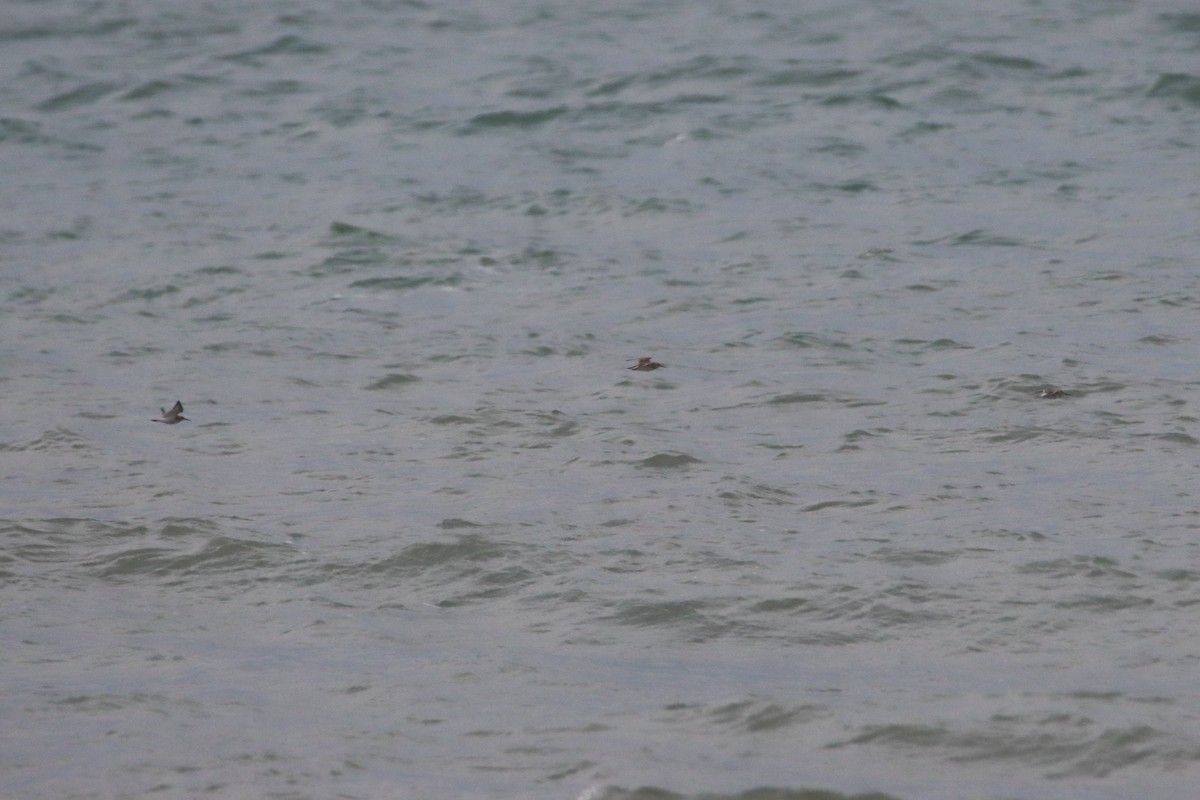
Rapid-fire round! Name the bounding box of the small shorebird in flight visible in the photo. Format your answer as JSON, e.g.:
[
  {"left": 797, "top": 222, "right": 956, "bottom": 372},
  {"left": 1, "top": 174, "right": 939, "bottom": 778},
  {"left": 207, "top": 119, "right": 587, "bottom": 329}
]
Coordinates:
[
  {"left": 628, "top": 357, "right": 665, "bottom": 371},
  {"left": 152, "top": 401, "right": 189, "bottom": 424}
]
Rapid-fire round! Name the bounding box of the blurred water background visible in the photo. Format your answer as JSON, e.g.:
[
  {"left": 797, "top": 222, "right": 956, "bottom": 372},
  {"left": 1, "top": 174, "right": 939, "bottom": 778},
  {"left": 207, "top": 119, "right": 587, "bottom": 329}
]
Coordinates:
[{"left": 3, "top": 1, "right": 1200, "bottom": 798}]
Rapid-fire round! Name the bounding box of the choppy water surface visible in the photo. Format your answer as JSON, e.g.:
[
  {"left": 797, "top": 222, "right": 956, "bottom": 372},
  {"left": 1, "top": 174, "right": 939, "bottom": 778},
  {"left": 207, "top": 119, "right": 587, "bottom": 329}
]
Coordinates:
[{"left": 3, "top": 1, "right": 1200, "bottom": 798}]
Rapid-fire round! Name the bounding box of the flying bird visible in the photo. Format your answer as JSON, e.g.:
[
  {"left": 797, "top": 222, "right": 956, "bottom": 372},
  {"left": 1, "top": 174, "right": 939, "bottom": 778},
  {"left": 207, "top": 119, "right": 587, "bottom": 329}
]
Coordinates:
[
  {"left": 627, "top": 357, "right": 665, "bottom": 371},
  {"left": 152, "top": 400, "right": 189, "bottom": 424}
]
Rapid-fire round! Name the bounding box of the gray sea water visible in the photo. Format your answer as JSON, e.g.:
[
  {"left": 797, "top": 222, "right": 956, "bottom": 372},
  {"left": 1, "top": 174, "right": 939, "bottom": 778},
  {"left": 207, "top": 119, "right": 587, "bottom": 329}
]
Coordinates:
[{"left": 3, "top": 1, "right": 1200, "bottom": 798}]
